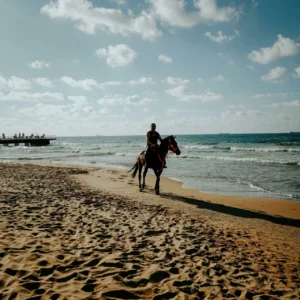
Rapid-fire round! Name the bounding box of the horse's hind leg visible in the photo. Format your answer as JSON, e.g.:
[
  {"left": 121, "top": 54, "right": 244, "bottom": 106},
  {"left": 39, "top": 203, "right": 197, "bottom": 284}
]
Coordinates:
[
  {"left": 142, "top": 166, "right": 148, "bottom": 189},
  {"left": 138, "top": 164, "right": 143, "bottom": 192}
]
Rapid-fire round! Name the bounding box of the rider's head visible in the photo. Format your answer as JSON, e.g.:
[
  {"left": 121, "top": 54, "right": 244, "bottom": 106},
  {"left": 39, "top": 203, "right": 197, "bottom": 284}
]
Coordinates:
[{"left": 151, "top": 123, "right": 156, "bottom": 130}]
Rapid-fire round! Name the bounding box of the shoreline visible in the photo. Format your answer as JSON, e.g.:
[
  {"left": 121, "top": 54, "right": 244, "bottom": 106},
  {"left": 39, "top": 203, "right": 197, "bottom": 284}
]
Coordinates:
[
  {"left": 3, "top": 161, "right": 300, "bottom": 220},
  {"left": 75, "top": 164, "right": 300, "bottom": 222},
  {"left": 1, "top": 157, "right": 299, "bottom": 201}
]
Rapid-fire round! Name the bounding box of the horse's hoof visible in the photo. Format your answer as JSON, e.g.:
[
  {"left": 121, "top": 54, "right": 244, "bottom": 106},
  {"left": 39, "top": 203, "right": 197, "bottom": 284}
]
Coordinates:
[
  {"left": 139, "top": 188, "right": 143, "bottom": 192},
  {"left": 155, "top": 189, "right": 159, "bottom": 195}
]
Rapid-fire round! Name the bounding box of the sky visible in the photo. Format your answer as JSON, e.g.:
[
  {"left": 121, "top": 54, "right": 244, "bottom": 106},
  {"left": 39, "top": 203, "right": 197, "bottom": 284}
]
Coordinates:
[{"left": 0, "top": 0, "right": 300, "bottom": 136}]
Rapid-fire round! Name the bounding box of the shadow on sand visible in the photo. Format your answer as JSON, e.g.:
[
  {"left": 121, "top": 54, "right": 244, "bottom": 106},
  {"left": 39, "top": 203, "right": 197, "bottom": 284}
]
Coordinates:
[{"left": 159, "top": 192, "right": 300, "bottom": 228}]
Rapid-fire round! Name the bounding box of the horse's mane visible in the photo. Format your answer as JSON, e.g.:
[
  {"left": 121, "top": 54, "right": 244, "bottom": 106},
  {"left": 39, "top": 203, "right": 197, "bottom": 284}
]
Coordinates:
[
  {"left": 159, "top": 135, "right": 174, "bottom": 150},
  {"left": 161, "top": 135, "right": 174, "bottom": 142}
]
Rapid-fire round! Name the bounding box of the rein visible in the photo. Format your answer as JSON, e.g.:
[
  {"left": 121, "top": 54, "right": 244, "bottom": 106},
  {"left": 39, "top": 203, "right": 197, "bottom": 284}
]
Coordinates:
[{"left": 157, "top": 138, "right": 177, "bottom": 171}]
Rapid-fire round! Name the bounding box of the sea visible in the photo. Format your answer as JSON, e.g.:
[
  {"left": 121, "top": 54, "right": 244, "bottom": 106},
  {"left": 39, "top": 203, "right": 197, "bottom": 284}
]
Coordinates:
[{"left": 1, "top": 133, "right": 299, "bottom": 201}]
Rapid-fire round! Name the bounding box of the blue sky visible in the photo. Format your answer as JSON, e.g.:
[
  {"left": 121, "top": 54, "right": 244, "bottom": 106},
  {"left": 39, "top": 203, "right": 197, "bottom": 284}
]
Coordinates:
[{"left": 0, "top": 0, "right": 300, "bottom": 136}]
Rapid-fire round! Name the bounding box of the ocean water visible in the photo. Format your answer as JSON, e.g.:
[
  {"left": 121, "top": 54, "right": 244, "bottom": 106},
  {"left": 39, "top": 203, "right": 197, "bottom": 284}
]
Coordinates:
[{"left": 0, "top": 133, "right": 299, "bottom": 201}]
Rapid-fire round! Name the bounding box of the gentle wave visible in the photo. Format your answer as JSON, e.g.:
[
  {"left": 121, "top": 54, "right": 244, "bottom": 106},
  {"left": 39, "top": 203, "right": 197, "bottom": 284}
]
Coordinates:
[
  {"left": 177, "top": 155, "right": 299, "bottom": 166},
  {"left": 248, "top": 183, "right": 299, "bottom": 199},
  {"left": 183, "top": 145, "right": 230, "bottom": 150},
  {"left": 183, "top": 144, "right": 300, "bottom": 153},
  {"left": 0, "top": 151, "right": 117, "bottom": 161},
  {"left": 231, "top": 146, "right": 300, "bottom": 152}
]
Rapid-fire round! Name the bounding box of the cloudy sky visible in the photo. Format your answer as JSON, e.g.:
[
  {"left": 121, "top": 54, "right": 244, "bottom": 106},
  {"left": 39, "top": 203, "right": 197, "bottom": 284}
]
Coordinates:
[{"left": 1, "top": 0, "right": 300, "bottom": 136}]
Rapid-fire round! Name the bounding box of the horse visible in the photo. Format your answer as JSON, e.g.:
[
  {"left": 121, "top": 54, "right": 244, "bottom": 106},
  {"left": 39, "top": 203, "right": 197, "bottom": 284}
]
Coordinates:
[{"left": 129, "top": 135, "right": 181, "bottom": 195}]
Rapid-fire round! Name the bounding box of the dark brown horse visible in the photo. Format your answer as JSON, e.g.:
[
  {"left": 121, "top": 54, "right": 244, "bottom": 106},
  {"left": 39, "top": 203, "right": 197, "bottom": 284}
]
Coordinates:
[{"left": 129, "top": 135, "right": 181, "bottom": 194}]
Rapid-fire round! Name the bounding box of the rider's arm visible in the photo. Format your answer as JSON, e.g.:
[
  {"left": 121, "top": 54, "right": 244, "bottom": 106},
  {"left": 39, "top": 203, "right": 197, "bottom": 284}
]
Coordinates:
[
  {"left": 158, "top": 134, "right": 162, "bottom": 143},
  {"left": 146, "top": 132, "right": 153, "bottom": 146}
]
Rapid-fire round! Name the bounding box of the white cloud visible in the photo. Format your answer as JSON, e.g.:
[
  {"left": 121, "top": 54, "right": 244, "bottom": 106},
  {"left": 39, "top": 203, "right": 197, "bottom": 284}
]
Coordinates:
[
  {"left": 166, "top": 85, "right": 188, "bottom": 97},
  {"left": 270, "top": 100, "right": 300, "bottom": 108},
  {"left": 248, "top": 35, "right": 300, "bottom": 64},
  {"left": 109, "top": 0, "right": 126, "bottom": 5},
  {"left": 68, "top": 96, "right": 99, "bottom": 117},
  {"left": 221, "top": 109, "right": 262, "bottom": 119},
  {"left": 8, "top": 76, "right": 31, "bottom": 90},
  {"left": 261, "top": 66, "right": 285, "bottom": 83},
  {"left": 158, "top": 54, "right": 172, "bottom": 63},
  {"left": 99, "top": 107, "right": 110, "bottom": 114},
  {"left": 167, "top": 77, "right": 190, "bottom": 85},
  {"left": 28, "top": 60, "right": 51, "bottom": 69},
  {"left": 205, "top": 30, "right": 239, "bottom": 43},
  {"left": 166, "top": 108, "right": 188, "bottom": 116},
  {"left": 82, "top": 106, "right": 94, "bottom": 113},
  {"left": 61, "top": 76, "right": 122, "bottom": 90},
  {"left": 213, "top": 74, "right": 226, "bottom": 81},
  {"left": 99, "top": 81, "right": 123, "bottom": 88},
  {"left": 228, "top": 104, "right": 245, "bottom": 109},
  {"left": 61, "top": 76, "right": 98, "bottom": 90},
  {"left": 19, "top": 103, "right": 66, "bottom": 118},
  {"left": 194, "top": 0, "right": 241, "bottom": 22},
  {"left": 0, "top": 75, "right": 32, "bottom": 90},
  {"left": 98, "top": 94, "right": 154, "bottom": 105},
  {"left": 149, "top": 0, "right": 241, "bottom": 27},
  {"left": 253, "top": 92, "right": 290, "bottom": 98},
  {"left": 68, "top": 95, "right": 88, "bottom": 106},
  {"left": 33, "top": 77, "right": 54, "bottom": 88},
  {"left": 41, "top": 0, "right": 161, "bottom": 41},
  {"left": 0, "top": 91, "right": 64, "bottom": 102},
  {"left": 166, "top": 85, "right": 221, "bottom": 102},
  {"left": 197, "top": 77, "right": 203, "bottom": 83},
  {"left": 95, "top": 44, "right": 137, "bottom": 67},
  {"left": 292, "top": 66, "right": 300, "bottom": 79},
  {"left": 236, "top": 110, "right": 262, "bottom": 116},
  {"left": 252, "top": 0, "right": 259, "bottom": 7},
  {"left": 129, "top": 77, "right": 155, "bottom": 85},
  {"left": 149, "top": 0, "right": 199, "bottom": 27}
]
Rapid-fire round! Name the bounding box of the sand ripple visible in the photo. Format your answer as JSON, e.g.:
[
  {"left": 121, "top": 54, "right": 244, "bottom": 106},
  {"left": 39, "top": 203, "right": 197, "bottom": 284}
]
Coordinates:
[{"left": 0, "top": 164, "right": 299, "bottom": 299}]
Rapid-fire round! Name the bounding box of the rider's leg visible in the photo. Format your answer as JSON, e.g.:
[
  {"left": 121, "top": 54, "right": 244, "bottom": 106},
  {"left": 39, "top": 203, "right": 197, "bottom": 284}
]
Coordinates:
[{"left": 145, "top": 147, "right": 152, "bottom": 165}]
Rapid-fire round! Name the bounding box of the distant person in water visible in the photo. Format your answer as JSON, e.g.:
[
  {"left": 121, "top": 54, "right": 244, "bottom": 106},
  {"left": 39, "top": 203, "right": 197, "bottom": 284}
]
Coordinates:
[{"left": 146, "top": 123, "right": 167, "bottom": 168}]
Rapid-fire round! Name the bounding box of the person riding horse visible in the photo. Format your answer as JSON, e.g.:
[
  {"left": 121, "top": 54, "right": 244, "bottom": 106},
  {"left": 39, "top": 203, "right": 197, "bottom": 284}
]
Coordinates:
[
  {"left": 130, "top": 134, "right": 180, "bottom": 194},
  {"left": 146, "top": 123, "right": 166, "bottom": 168}
]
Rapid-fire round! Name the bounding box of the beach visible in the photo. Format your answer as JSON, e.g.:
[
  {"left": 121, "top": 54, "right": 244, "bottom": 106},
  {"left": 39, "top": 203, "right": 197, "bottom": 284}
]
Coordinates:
[{"left": 0, "top": 162, "right": 299, "bottom": 299}]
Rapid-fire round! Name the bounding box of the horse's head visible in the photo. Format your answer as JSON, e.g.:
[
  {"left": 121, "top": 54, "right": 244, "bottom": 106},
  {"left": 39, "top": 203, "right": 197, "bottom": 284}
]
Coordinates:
[{"left": 168, "top": 135, "right": 181, "bottom": 155}]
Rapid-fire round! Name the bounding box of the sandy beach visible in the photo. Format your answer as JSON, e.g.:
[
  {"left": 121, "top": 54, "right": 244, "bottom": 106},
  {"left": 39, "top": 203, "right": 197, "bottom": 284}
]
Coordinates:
[{"left": 0, "top": 162, "right": 299, "bottom": 299}]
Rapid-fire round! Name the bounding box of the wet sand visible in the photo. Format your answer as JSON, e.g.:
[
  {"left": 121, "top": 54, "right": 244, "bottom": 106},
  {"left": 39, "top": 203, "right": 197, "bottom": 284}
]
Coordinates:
[{"left": 0, "top": 163, "right": 299, "bottom": 299}]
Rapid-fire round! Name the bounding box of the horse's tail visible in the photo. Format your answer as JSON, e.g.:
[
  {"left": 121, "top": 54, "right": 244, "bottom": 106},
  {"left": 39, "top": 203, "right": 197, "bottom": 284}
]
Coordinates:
[
  {"left": 128, "top": 162, "right": 139, "bottom": 178},
  {"left": 129, "top": 152, "right": 145, "bottom": 178}
]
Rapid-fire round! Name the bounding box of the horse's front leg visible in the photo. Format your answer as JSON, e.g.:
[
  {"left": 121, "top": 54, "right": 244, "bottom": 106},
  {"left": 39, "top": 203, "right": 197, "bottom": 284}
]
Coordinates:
[
  {"left": 153, "top": 170, "right": 162, "bottom": 195},
  {"left": 142, "top": 166, "right": 148, "bottom": 190}
]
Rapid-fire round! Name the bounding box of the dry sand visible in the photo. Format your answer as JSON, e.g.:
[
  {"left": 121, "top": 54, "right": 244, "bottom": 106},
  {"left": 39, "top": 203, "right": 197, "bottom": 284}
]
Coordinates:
[{"left": 0, "top": 163, "right": 299, "bottom": 299}]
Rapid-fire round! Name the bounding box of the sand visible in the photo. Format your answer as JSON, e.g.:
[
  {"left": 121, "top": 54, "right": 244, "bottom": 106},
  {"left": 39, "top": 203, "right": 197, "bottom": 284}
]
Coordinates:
[{"left": 0, "top": 162, "right": 299, "bottom": 299}]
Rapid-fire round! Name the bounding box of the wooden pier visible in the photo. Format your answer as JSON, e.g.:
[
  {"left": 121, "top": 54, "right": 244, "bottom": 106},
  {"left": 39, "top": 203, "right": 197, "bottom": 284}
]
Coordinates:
[{"left": 0, "top": 137, "right": 56, "bottom": 146}]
